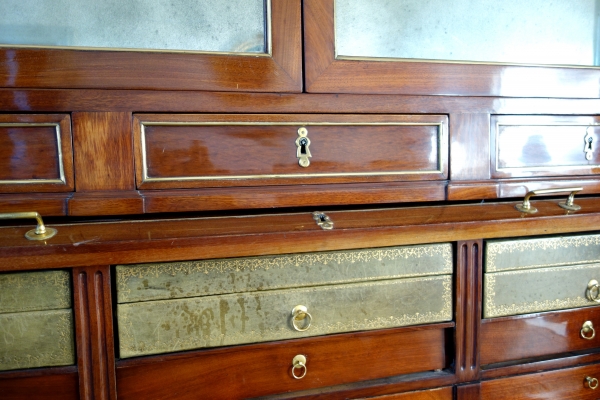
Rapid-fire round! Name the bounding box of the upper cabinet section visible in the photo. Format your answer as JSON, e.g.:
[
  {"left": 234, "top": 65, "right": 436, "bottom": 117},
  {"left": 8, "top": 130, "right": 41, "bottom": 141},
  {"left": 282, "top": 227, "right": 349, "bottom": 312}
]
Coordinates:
[
  {"left": 305, "top": 0, "right": 600, "bottom": 98},
  {"left": 0, "top": 0, "right": 302, "bottom": 92}
]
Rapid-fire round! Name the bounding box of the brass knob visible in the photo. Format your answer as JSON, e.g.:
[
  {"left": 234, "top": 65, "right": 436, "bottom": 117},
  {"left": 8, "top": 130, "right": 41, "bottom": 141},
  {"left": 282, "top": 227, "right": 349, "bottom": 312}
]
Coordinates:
[
  {"left": 587, "top": 280, "right": 600, "bottom": 303},
  {"left": 581, "top": 321, "right": 596, "bottom": 340},
  {"left": 586, "top": 376, "right": 599, "bottom": 390},
  {"left": 291, "top": 305, "right": 312, "bottom": 332},
  {"left": 291, "top": 355, "right": 307, "bottom": 379}
]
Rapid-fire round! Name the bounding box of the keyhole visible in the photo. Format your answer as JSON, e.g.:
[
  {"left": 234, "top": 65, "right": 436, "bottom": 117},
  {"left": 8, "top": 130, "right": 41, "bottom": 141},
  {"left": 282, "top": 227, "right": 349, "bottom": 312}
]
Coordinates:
[
  {"left": 299, "top": 138, "right": 308, "bottom": 155},
  {"left": 588, "top": 137, "right": 593, "bottom": 150}
]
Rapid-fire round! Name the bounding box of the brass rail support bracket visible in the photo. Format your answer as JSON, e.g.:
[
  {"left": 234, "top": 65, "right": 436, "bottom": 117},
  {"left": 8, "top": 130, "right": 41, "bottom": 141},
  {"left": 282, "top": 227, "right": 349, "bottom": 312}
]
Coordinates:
[
  {"left": 0, "top": 212, "right": 58, "bottom": 240},
  {"left": 515, "top": 187, "right": 583, "bottom": 214}
]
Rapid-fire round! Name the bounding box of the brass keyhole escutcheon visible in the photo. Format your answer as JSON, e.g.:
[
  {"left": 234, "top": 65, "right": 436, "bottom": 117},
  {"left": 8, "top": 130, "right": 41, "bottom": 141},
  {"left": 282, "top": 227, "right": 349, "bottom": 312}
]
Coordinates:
[
  {"left": 585, "top": 129, "right": 594, "bottom": 161},
  {"left": 296, "top": 127, "right": 311, "bottom": 167}
]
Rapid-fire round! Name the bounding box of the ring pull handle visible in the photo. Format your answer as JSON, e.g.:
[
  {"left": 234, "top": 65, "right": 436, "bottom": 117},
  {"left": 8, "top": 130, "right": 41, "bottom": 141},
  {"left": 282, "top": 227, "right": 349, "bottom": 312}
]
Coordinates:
[
  {"left": 581, "top": 321, "right": 596, "bottom": 340},
  {"left": 515, "top": 187, "right": 583, "bottom": 214},
  {"left": 291, "top": 305, "right": 313, "bottom": 332},
  {"left": 291, "top": 355, "right": 307, "bottom": 380},
  {"left": 587, "top": 280, "right": 600, "bottom": 303},
  {"left": 0, "top": 212, "right": 57, "bottom": 240},
  {"left": 586, "top": 376, "right": 599, "bottom": 390}
]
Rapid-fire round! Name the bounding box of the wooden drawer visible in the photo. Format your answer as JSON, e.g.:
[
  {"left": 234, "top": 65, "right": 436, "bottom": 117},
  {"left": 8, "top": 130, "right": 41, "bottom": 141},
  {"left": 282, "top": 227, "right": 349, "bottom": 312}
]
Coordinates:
[
  {"left": 481, "top": 306, "right": 600, "bottom": 365},
  {"left": 116, "top": 323, "right": 452, "bottom": 400},
  {"left": 133, "top": 114, "right": 448, "bottom": 189},
  {"left": 481, "top": 363, "right": 600, "bottom": 399},
  {"left": 116, "top": 243, "right": 453, "bottom": 358},
  {"left": 0, "top": 270, "right": 75, "bottom": 371},
  {"left": 483, "top": 234, "right": 600, "bottom": 318},
  {"left": 360, "top": 386, "right": 453, "bottom": 400},
  {"left": 0, "top": 114, "right": 74, "bottom": 193},
  {"left": 491, "top": 115, "right": 600, "bottom": 179}
]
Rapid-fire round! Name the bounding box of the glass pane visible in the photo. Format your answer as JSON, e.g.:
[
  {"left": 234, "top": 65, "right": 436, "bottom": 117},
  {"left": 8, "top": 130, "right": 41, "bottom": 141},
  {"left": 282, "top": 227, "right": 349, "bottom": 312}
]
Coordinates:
[
  {"left": 335, "top": 0, "right": 600, "bottom": 66},
  {"left": 0, "top": 0, "right": 267, "bottom": 53}
]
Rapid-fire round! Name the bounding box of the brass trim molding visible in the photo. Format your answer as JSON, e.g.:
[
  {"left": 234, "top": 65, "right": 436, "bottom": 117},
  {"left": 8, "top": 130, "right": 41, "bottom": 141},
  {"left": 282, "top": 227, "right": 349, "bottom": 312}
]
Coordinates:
[
  {"left": 0, "top": 123, "right": 66, "bottom": 185},
  {"left": 486, "top": 234, "right": 600, "bottom": 272},
  {"left": 139, "top": 121, "right": 445, "bottom": 183}
]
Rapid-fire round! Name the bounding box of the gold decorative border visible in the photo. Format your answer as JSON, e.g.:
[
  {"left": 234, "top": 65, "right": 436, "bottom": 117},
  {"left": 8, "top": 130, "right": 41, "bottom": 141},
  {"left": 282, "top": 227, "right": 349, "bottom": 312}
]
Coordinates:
[
  {"left": 139, "top": 121, "right": 445, "bottom": 183},
  {"left": 118, "top": 275, "right": 452, "bottom": 358},
  {"left": 116, "top": 243, "right": 453, "bottom": 301},
  {"left": 0, "top": 270, "right": 71, "bottom": 313},
  {"left": 0, "top": 123, "right": 66, "bottom": 185},
  {"left": 0, "top": 310, "right": 75, "bottom": 371},
  {"left": 486, "top": 234, "right": 600, "bottom": 272},
  {"left": 0, "top": 0, "right": 272, "bottom": 57},
  {"left": 484, "top": 264, "right": 600, "bottom": 318}
]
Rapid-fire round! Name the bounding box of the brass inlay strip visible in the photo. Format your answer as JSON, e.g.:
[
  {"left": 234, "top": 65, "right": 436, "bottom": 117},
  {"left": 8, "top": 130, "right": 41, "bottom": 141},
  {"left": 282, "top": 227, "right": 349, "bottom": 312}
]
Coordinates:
[
  {"left": 486, "top": 234, "right": 600, "bottom": 272},
  {"left": 139, "top": 121, "right": 446, "bottom": 183},
  {"left": 0, "top": 0, "right": 272, "bottom": 57},
  {"left": 495, "top": 122, "right": 600, "bottom": 172},
  {"left": 0, "top": 123, "right": 66, "bottom": 185}
]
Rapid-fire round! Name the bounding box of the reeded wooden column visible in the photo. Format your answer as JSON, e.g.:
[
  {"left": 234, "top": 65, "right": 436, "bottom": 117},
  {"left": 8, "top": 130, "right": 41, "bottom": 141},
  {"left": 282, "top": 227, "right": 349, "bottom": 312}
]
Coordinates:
[
  {"left": 73, "top": 266, "right": 117, "bottom": 400},
  {"left": 455, "top": 240, "right": 482, "bottom": 383}
]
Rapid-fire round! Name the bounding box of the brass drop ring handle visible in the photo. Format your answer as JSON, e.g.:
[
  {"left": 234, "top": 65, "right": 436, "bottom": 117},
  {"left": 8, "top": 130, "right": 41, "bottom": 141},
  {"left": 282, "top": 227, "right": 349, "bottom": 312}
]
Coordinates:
[
  {"left": 587, "top": 280, "right": 600, "bottom": 303},
  {"left": 291, "top": 305, "right": 313, "bottom": 332},
  {"left": 291, "top": 355, "right": 307, "bottom": 380},
  {"left": 515, "top": 187, "right": 583, "bottom": 214},
  {"left": 586, "top": 376, "right": 599, "bottom": 390},
  {"left": 0, "top": 212, "right": 57, "bottom": 241},
  {"left": 581, "top": 321, "right": 596, "bottom": 340}
]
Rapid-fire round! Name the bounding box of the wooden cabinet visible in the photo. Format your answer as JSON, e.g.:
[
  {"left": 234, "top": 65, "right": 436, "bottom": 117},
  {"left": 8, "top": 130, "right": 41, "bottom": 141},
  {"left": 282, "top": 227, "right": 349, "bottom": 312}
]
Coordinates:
[{"left": 2, "top": 1, "right": 600, "bottom": 399}]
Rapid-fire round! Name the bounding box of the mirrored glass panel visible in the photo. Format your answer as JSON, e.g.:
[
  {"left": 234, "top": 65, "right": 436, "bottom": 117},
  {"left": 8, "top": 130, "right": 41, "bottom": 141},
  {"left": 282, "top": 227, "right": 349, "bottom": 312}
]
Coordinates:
[
  {"left": 335, "top": 0, "right": 600, "bottom": 66},
  {"left": 0, "top": 0, "right": 268, "bottom": 54}
]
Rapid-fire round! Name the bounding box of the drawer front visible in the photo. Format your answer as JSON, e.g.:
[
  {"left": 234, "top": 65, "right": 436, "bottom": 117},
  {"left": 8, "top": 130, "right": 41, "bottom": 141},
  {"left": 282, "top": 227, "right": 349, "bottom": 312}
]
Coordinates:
[
  {"left": 133, "top": 114, "right": 448, "bottom": 189},
  {"left": 481, "top": 363, "right": 600, "bottom": 399},
  {"left": 483, "top": 263, "right": 600, "bottom": 317},
  {"left": 118, "top": 275, "right": 452, "bottom": 358},
  {"left": 491, "top": 115, "right": 600, "bottom": 179},
  {"left": 0, "top": 114, "right": 74, "bottom": 193},
  {"left": 360, "top": 387, "right": 453, "bottom": 400},
  {"left": 0, "top": 309, "right": 75, "bottom": 371},
  {"left": 485, "top": 234, "right": 600, "bottom": 273},
  {"left": 0, "top": 270, "right": 71, "bottom": 313},
  {"left": 481, "top": 306, "right": 600, "bottom": 365},
  {"left": 116, "top": 324, "right": 451, "bottom": 400},
  {"left": 116, "top": 243, "right": 452, "bottom": 303}
]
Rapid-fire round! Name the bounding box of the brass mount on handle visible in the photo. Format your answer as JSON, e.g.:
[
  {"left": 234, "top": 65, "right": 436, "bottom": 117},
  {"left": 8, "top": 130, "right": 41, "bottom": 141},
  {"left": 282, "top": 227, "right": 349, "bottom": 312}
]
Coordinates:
[
  {"left": 0, "top": 212, "right": 57, "bottom": 240},
  {"left": 515, "top": 187, "right": 583, "bottom": 214}
]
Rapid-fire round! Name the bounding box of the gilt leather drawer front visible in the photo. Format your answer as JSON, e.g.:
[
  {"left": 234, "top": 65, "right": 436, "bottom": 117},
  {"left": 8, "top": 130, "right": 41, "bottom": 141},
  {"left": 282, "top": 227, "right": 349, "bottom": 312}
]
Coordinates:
[
  {"left": 0, "top": 114, "right": 74, "bottom": 193},
  {"left": 116, "top": 243, "right": 452, "bottom": 358},
  {"left": 481, "top": 363, "right": 600, "bottom": 399},
  {"left": 133, "top": 114, "right": 448, "bottom": 189},
  {"left": 483, "top": 234, "right": 600, "bottom": 318},
  {"left": 116, "top": 323, "right": 452, "bottom": 400},
  {"left": 491, "top": 115, "right": 600, "bottom": 179},
  {"left": 0, "top": 270, "right": 75, "bottom": 371}
]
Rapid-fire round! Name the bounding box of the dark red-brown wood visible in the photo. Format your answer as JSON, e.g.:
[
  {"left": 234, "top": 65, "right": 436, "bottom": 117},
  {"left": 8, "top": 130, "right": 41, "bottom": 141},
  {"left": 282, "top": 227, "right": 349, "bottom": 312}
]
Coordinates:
[
  {"left": 362, "top": 386, "right": 453, "bottom": 400},
  {"left": 303, "top": 0, "right": 600, "bottom": 98},
  {"left": 0, "top": 367, "right": 79, "bottom": 400},
  {"left": 116, "top": 323, "right": 452, "bottom": 400},
  {"left": 0, "top": 0, "right": 301, "bottom": 92},
  {"left": 0, "top": 114, "right": 74, "bottom": 193},
  {"left": 480, "top": 363, "right": 600, "bottom": 399},
  {"left": 456, "top": 383, "right": 481, "bottom": 400},
  {"left": 450, "top": 114, "right": 491, "bottom": 181},
  {"left": 455, "top": 241, "right": 482, "bottom": 382},
  {"left": 481, "top": 307, "right": 600, "bottom": 366},
  {"left": 73, "top": 266, "right": 117, "bottom": 400}
]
